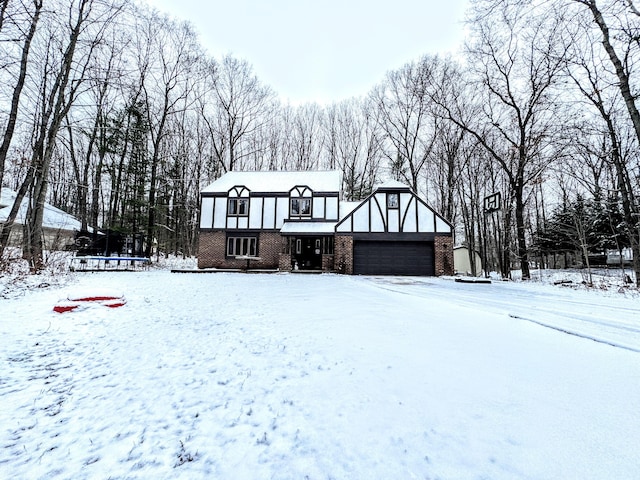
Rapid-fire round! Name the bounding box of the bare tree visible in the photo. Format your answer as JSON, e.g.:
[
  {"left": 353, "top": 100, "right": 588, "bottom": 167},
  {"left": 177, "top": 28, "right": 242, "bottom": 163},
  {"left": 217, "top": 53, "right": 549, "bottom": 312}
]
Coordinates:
[
  {"left": 573, "top": 1, "right": 640, "bottom": 141},
  {"left": 501, "top": 0, "right": 640, "bottom": 285},
  {"left": 568, "top": 0, "right": 640, "bottom": 285},
  {"left": 455, "top": 140, "right": 490, "bottom": 276},
  {"left": 57, "top": 28, "right": 129, "bottom": 236},
  {"left": 0, "top": 0, "right": 42, "bottom": 201},
  {"left": 425, "top": 58, "right": 470, "bottom": 223},
  {"left": 0, "top": 0, "right": 9, "bottom": 33},
  {"left": 135, "top": 11, "right": 201, "bottom": 257},
  {"left": 0, "top": 0, "right": 43, "bottom": 259},
  {"left": 324, "top": 98, "right": 382, "bottom": 200},
  {"left": 19, "top": 0, "right": 126, "bottom": 270},
  {"left": 434, "top": 1, "right": 566, "bottom": 279},
  {"left": 290, "top": 103, "right": 325, "bottom": 171},
  {"left": 202, "top": 54, "right": 274, "bottom": 173},
  {"left": 370, "top": 58, "right": 438, "bottom": 191},
  {"left": 274, "top": 103, "right": 297, "bottom": 170}
]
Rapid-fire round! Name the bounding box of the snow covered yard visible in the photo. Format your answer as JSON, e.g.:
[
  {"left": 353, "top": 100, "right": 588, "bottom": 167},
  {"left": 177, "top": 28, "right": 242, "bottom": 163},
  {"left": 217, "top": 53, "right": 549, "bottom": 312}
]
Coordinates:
[{"left": 1, "top": 270, "right": 639, "bottom": 480}]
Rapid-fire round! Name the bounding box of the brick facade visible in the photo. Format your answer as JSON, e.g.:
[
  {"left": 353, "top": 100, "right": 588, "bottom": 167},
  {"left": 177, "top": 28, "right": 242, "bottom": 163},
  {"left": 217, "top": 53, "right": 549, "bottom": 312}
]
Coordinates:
[
  {"left": 334, "top": 235, "right": 354, "bottom": 274},
  {"left": 198, "top": 231, "right": 283, "bottom": 269},
  {"left": 434, "top": 235, "right": 454, "bottom": 276},
  {"left": 322, "top": 254, "right": 334, "bottom": 272},
  {"left": 200, "top": 231, "right": 453, "bottom": 276},
  {"left": 197, "top": 231, "right": 226, "bottom": 269},
  {"left": 279, "top": 253, "right": 292, "bottom": 272},
  {"left": 259, "top": 232, "right": 283, "bottom": 269}
]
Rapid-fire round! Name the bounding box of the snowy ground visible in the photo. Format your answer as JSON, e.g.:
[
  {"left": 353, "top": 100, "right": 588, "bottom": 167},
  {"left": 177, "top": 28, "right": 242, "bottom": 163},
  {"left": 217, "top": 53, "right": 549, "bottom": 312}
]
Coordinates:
[{"left": 1, "top": 266, "right": 639, "bottom": 479}]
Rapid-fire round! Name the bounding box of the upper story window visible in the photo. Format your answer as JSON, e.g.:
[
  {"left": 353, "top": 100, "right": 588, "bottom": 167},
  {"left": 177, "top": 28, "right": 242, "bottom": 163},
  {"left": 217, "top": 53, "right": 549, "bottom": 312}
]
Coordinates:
[
  {"left": 291, "top": 198, "right": 311, "bottom": 216},
  {"left": 228, "top": 198, "right": 249, "bottom": 216},
  {"left": 387, "top": 193, "right": 399, "bottom": 209},
  {"left": 227, "top": 186, "right": 250, "bottom": 217}
]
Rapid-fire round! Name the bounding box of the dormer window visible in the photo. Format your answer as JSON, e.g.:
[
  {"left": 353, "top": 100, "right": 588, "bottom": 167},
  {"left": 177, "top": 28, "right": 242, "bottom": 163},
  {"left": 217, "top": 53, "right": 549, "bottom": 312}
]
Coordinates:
[
  {"left": 228, "top": 198, "right": 249, "bottom": 216},
  {"left": 291, "top": 198, "right": 311, "bottom": 216}
]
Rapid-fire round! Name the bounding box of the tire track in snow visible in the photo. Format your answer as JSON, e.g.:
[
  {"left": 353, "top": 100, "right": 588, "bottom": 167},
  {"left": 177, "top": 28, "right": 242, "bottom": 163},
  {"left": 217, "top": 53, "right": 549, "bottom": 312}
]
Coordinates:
[
  {"left": 364, "top": 277, "right": 640, "bottom": 353},
  {"left": 507, "top": 313, "right": 640, "bottom": 353}
]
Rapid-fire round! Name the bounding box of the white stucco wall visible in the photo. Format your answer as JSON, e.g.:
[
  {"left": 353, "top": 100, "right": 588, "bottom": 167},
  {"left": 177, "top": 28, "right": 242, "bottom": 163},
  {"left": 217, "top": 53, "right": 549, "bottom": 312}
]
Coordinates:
[{"left": 200, "top": 197, "right": 214, "bottom": 229}]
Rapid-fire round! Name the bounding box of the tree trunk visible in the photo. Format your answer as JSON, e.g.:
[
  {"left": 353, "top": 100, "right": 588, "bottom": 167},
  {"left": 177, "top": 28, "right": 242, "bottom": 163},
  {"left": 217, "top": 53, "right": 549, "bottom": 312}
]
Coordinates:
[
  {"left": 91, "top": 150, "right": 105, "bottom": 234},
  {"left": 514, "top": 188, "right": 531, "bottom": 280},
  {"left": 109, "top": 110, "right": 132, "bottom": 227},
  {"left": 631, "top": 243, "right": 640, "bottom": 286},
  {"left": 26, "top": 0, "right": 89, "bottom": 270},
  {"left": 66, "top": 122, "right": 89, "bottom": 231},
  {"left": 144, "top": 109, "right": 167, "bottom": 258},
  {"left": 0, "top": 0, "right": 42, "bottom": 195},
  {"left": 580, "top": 0, "right": 640, "bottom": 286},
  {"left": 501, "top": 203, "right": 512, "bottom": 280},
  {"left": 0, "top": 169, "right": 34, "bottom": 257},
  {"left": 582, "top": 0, "right": 640, "bottom": 144}
]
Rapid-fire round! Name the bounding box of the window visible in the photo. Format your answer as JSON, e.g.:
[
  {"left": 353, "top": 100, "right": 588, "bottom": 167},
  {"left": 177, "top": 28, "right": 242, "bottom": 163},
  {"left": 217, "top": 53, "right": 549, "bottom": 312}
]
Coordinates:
[
  {"left": 284, "top": 237, "right": 293, "bottom": 254},
  {"left": 323, "top": 236, "right": 334, "bottom": 255},
  {"left": 387, "top": 193, "right": 399, "bottom": 209},
  {"left": 291, "top": 198, "right": 311, "bottom": 216},
  {"left": 228, "top": 198, "right": 249, "bottom": 216},
  {"left": 227, "top": 236, "right": 257, "bottom": 257}
]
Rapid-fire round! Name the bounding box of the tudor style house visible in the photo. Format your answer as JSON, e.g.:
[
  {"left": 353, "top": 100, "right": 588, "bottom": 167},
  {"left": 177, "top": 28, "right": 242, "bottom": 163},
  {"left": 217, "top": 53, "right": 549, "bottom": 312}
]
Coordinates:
[{"left": 198, "top": 170, "right": 454, "bottom": 276}]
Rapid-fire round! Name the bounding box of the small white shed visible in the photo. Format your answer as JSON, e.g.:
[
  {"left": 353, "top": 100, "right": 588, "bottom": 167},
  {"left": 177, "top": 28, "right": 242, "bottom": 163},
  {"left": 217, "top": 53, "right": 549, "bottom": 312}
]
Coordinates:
[{"left": 454, "top": 246, "right": 482, "bottom": 276}]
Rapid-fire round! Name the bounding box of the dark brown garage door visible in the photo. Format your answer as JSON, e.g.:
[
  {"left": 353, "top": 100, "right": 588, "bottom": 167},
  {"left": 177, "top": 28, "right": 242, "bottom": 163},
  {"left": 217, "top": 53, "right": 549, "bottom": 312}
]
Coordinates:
[{"left": 353, "top": 240, "right": 434, "bottom": 276}]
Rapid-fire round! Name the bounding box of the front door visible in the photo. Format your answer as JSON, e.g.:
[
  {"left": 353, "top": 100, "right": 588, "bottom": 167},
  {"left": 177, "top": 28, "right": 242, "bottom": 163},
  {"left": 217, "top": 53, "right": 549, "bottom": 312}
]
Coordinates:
[{"left": 294, "top": 237, "right": 322, "bottom": 270}]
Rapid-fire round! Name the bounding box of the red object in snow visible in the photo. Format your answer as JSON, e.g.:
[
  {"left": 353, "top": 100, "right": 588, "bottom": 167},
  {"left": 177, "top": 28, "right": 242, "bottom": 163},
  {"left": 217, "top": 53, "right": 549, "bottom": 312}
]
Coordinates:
[
  {"left": 53, "top": 304, "right": 80, "bottom": 313},
  {"left": 53, "top": 294, "right": 127, "bottom": 313},
  {"left": 67, "top": 295, "right": 121, "bottom": 302},
  {"left": 103, "top": 300, "right": 127, "bottom": 308}
]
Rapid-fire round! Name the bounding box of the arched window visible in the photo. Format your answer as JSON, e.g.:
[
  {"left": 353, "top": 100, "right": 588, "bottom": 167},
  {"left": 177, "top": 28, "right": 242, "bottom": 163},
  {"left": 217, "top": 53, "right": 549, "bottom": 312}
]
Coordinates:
[
  {"left": 290, "top": 186, "right": 312, "bottom": 217},
  {"left": 228, "top": 186, "right": 250, "bottom": 216}
]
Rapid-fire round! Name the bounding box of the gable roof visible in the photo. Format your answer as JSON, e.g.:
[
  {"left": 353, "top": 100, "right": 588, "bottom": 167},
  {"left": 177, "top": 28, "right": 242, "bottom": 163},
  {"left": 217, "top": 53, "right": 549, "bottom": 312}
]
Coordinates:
[
  {"left": 202, "top": 171, "right": 341, "bottom": 194},
  {"left": 335, "top": 180, "right": 453, "bottom": 234}
]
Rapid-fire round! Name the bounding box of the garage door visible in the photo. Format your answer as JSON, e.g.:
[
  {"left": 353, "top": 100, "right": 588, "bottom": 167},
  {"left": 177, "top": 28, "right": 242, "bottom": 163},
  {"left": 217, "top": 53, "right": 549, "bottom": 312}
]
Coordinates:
[{"left": 353, "top": 240, "right": 434, "bottom": 276}]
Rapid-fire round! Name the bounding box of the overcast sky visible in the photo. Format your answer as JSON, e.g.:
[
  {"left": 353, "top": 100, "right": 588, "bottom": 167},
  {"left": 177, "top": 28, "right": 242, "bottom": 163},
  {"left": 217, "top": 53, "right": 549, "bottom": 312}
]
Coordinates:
[{"left": 144, "top": 0, "right": 470, "bottom": 105}]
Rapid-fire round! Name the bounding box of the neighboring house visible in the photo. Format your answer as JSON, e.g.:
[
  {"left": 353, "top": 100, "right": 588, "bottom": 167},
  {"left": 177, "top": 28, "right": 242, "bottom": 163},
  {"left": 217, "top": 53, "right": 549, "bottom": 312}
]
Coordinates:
[
  {"left": 454, "top": 246, "right": 483, "bottom": 276},
  {"left": 0, "top": 188, "right": 81, "bottom": 250},
  {"left": 198, "top": 171, "right": 454, "bottom": 276},
  {"left": 606, "top": 248, "right": 633, "bottom": 266}
]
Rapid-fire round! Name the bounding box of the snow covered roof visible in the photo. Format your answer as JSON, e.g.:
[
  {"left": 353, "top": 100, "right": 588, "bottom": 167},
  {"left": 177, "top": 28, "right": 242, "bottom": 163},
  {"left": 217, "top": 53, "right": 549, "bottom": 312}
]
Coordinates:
[
  {"left": 202, "top": 171, "right": 341, "bottom": 194},
  {"left": 0, "top": 187, "right": 82, "bottom": 232},
  {"left": 374, "top": 179, "right": 412, "bottom": 191},
  {"left": 280, "top": 221, "right": 337, "bottom": 234}
]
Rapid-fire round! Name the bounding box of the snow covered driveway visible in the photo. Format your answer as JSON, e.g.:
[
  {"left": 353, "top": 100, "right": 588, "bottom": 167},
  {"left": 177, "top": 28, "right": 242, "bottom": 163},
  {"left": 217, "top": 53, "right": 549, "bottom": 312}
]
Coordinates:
[
  {"left": 372, "top": 276, "right": 640, "bottom": 353},
  {"left": 1, "top": 271, "right": 639, "bottom": 479}
]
